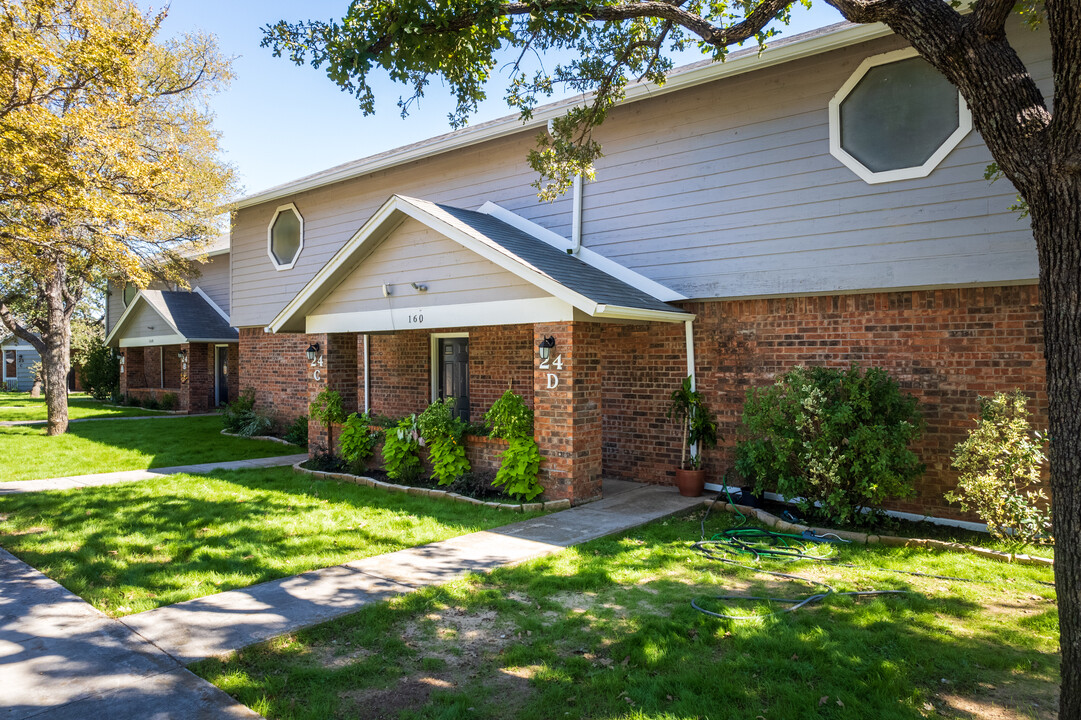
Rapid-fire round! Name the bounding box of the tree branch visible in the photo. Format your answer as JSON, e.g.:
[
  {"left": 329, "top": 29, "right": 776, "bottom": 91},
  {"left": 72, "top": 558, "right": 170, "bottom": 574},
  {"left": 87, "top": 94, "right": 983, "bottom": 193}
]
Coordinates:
[
  {"left": 0, "top": 299, "right": 45, "bottom": 354},
  {"left": 972, "top": 0, "right": 1017, "bottom": 37}
]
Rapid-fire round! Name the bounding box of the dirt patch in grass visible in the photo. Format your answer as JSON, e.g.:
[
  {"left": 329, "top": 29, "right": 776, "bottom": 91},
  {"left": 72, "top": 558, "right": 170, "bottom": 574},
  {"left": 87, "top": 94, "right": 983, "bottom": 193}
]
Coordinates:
[
  {"left": 337, "top": 606, "right": 534, "bottom": 718},
  {"left": 933, "top": 674, "right": 1058, "bottom": 719}
]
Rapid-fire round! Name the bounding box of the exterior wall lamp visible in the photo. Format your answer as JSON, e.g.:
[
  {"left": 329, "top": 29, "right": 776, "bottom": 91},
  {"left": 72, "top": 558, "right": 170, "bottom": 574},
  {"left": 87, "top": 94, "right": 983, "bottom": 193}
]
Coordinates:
[
  {"left": 538, "top": 336, "right": 556, "bottom": 361},
  {"left": 177, "top": 348, "right": 188, "bottom": 371},
  {"left": 306, "top": 343, "right": 320, "bottom": 363}
]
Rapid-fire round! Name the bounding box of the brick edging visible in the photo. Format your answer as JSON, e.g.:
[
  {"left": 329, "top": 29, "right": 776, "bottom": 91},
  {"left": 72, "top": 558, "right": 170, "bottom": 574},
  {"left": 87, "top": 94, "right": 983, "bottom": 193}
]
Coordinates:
[
  {"left": 220, "top": 429, "right": 302, "bottom": 446},
  {"left": 705, "top": 499, "right": 1054, "bottom": 567},
  {"left": 290, "top": 461, "right": 568, "bottom": 513}
]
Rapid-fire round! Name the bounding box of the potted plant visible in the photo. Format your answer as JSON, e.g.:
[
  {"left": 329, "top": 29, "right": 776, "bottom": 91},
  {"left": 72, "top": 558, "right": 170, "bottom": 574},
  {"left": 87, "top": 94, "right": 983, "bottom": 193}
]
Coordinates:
[{"left": 667, "top": 375, "right": 719, "bottom": 497}]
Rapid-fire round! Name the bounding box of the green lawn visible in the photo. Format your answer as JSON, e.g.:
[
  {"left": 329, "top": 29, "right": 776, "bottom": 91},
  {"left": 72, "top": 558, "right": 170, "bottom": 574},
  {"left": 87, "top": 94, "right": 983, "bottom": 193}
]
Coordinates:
[
  {"left": 0, "top": 415, "right": 297, "bottom": 481},
  {"left": 193, "top": 508, "right": 1059, "bottom": 720},
  {"left": 0, "top": 392, "right": 171, "bottom": 422},
  {"left": 0, "top": 467, "right": 541, "bottom": 616}
]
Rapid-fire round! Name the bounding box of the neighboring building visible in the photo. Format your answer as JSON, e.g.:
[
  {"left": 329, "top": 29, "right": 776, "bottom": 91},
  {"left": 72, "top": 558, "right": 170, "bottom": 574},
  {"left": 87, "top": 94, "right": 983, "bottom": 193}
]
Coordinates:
[
  {"left": 228, "top": 20, "right": 1049, "bottom": 519},
  {"left": 105, "top": 236, "right": 239, "bottom": 412},
  {"left": 1, "top": 335, "right": 41, "bottom": 392}
]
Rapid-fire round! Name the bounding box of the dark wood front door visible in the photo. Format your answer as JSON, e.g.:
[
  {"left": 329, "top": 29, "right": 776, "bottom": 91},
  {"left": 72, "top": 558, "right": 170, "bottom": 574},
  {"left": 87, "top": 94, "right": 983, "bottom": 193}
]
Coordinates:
[
  {"left": 216, "top": 346, "right": 229, "bottom": 406},
  {"left": 438, "top": 337, "right": 469, "bottom": 421}
]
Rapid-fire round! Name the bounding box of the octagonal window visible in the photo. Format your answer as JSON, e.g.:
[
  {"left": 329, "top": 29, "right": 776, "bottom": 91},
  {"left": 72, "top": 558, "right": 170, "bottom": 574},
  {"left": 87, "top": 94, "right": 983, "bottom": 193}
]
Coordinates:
[
  {"left": 829, "top": 49, "right": 971, "bottom": 184},
  {"left": 267, "top": 203, "right": 304, "bottom": 270},
  {"left": 123, "top": 281, "right": 138, "bottom": 307}
]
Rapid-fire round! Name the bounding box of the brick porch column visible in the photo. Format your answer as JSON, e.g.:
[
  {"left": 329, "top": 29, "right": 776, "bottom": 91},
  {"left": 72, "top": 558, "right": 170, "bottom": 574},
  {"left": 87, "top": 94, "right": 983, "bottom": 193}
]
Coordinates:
[
  {"left": 179, "top": 343, "right": 210, "bottom": 414},
  {"left": 307, "top": 332, "right": 359, "bottom": 455},
  {"left": 120, "top": 347, "right": 143, "bottom": 396},
  {"left": 533, "top": 321, "right": 602, "bottom": 503}
]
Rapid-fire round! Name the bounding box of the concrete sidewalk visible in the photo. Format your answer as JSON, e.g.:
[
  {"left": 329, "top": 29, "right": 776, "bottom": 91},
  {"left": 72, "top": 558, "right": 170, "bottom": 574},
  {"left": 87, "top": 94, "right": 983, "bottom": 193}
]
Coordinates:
[
  {"left": 0, "top": 454, "right": 309, "bottom": 495},
  {"left": 1, "top": 479, "right": 701, "bottom": 718}
]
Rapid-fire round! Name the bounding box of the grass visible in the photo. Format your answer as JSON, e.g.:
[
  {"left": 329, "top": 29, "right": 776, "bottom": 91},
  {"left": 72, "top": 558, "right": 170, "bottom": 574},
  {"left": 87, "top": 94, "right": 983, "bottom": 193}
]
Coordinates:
[
  {"left": 193, "top": 507, "right": 1060, "bottom": 720},
  {"left": 0, "top": 391, "right": 172, "bottom": 422},
  {"left": 0, "top": 415, "right": 297, "bottom": 481},
  {"left": 0, "top": 466, "right": 542, "bottom": 615}
]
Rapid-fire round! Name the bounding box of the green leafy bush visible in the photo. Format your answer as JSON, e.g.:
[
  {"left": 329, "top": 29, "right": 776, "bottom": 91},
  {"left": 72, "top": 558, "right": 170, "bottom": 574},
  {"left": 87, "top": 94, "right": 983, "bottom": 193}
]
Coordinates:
[
  {"left": 418, "top": 398, "right": 471, "bottom": 485},
  {"left": 159, "top": 392, "right": 178, "bottom": 411},
  {"left": 946, "top": 391, "right": 1051, "bottom": 548},
  {"left": 143, "top": 395, "right": 160, "bottom": 411},
  {"left": 735, "top": 364, "right": 924, "bottom": 527},
  {"left": 666, "top": 375, "right": 719, "bottom": 469},
  {"left": 485, "top": 389, "right": 543, "bottom": 500},
  {"left": 383, "top": 414, "right": 422, "bottom": 482},
  {"left": 79, "top": 338, "right": 120, "bottom": 401},
  {"left": 339, "top": 412, "right": 379, "bottom": 468},
  {"left": 283, "top": 415, "right": 309, "bottom": 447},
  {"left": 221, "top": 387, "right": 272, "bottom": 436},
  {"left": 309, "top": 388, "right": 347, "bottom": 454}
]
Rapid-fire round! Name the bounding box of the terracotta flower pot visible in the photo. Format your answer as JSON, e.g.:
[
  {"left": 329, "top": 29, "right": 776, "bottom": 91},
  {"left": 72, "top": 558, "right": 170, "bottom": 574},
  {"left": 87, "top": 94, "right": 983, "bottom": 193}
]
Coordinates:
[{"left": 674, "top": 468, "right": 706, "bottom": 497}]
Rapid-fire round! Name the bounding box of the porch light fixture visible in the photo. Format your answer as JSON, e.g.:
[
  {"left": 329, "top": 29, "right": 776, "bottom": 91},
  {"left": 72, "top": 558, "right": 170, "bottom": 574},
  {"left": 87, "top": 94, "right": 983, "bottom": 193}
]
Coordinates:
[
  {"left": 306, "top": 343, "right": 320, "bottom": 363},
  {"left": 538, "top": 336, "right": 556, "bottom": 361},
  {"left": 177, "top": 349, "right": 188, "bottom": 362}
]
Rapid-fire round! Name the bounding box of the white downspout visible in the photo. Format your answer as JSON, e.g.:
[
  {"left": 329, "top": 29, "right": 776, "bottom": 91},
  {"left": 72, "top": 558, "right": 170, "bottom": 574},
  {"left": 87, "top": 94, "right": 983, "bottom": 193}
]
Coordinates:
[
  {"left": 570, "top": 174, "right": 583, "bottom": 255},
  {"left": 363, "top": 334, "right": 370, "bottom": 413},
  {"left": 685, "top": 319, "right": 697, "bottom": 460}
]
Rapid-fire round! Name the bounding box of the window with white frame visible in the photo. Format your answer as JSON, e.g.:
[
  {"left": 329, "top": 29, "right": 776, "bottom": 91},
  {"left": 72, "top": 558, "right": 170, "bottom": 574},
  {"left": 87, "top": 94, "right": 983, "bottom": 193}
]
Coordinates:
[
  {"left": 829, "top": 49, "right": 972, "bottom": 184},
  {"left": 123, "top": 281, "right": 138, "bottom": 306},
  {"left": 267, "top": 203, "right": 304, "bottom": 270}
]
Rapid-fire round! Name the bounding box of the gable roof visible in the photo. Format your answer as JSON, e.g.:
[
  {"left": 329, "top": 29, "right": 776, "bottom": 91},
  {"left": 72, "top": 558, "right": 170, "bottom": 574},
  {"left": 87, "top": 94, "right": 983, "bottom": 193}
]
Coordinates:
[
  {"left": 269, "top": 195, "right": 690, "bottom": 333},
  {"left": 236, "top": 20, "right": 892, "bottom": 210},
  {"left": 105, "top": 288, "right": 237, "bottom": 348}
]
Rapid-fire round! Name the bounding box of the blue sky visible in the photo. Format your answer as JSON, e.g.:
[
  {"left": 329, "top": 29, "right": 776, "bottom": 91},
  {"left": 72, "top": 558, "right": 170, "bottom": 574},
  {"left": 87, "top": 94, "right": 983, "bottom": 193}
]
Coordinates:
[{"left": 161, "top": 2, "right": 844, "bottom": 197}]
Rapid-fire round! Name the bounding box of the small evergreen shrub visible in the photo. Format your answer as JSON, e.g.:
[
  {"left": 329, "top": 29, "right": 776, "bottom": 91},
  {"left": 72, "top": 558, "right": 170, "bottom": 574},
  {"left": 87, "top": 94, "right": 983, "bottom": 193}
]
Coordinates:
[
  {"left": 735, "top": 364, "right": 924, "bottom": 527},
  {"left": 946, "top": 391, "right": 1051, "bottom": 548},
  {"left": 418, "top": 398, "right": 471, "bottom": 485},
  {"left": 159, "top": 392, "right": 178, "bottom": 411},
  {"left": 143, "top": 396, "right": 160, "bottom": 411},
  {"left": 310, "top": 388, "right": 347, "bottom": 455},
  {"left": 283, "top": 415, "right": 309, "bottom": 447},
  {"left": 485, "top": 389, "right": 543, "bottom": 500},
  {"left": 339, "top": 412, "right": 379, "bottom": 468},
  {"left": 383, "top": 414, "right": 422, "bottom": 482},
  {"left": 79, "top": 338, "right": 120, "bottom": 401}
]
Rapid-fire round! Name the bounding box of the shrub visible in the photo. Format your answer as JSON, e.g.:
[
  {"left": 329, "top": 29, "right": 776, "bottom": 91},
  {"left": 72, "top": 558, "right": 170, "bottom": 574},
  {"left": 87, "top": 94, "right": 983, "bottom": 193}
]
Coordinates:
[
  {"left": 143, "top": 395, "right": 160, "bottom": 411},
  {"left": 79, "top": 338, "right": 120, "bottom": 401},
  {"left": 283, "top": 415, "right": 309, "bottom": 447},
  {"left": 485, "top": 389, "right": 543, "bottom": 500},
  {"left": 310, "top": 388, "right": 347, "bottom": 455},
  {"left": 339, "top": 412, "right": 378, "bottom": 468},
  {"left": 666, "top": 375, "right": 719, "bottom": 469},
  {"left": 418, "top": 398, "right": 471, "bottom": 485},
  {"left": 221, "top": 387, "right": 272, "bottom": 436},
  {"left": 735, "top": 364, "right": 924, "bottom": 527},
  {"left": 307, "top": 446, "right": 348, "bottom": 473},
  {"left": 158, "top": 392, "right": 178, "bottom": 411},
  {"left": 383, "top": 414, "right": 422, "bottom": 482},
  {"left": 946, "top": 391, "right": 1051, "bottom": 548}
]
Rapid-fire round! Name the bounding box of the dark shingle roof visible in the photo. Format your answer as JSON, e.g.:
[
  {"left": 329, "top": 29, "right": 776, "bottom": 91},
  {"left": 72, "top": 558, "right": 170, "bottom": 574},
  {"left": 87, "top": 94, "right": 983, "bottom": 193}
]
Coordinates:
[
  {"left": 434, "top": 204, "right": 684, "bottom": 315},
  {"left": 142, "top": 291, "right": 237, "bottom": 342}
]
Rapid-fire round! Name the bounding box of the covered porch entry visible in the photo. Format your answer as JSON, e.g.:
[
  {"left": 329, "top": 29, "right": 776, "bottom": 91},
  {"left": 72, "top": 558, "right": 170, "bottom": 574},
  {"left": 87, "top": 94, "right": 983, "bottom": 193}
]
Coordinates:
[
  {"left": 106, "top": 289, "right": 239, "bottom": 413},
  {"left": 270, "top": 195, "right": 692, "bottom": 504}
]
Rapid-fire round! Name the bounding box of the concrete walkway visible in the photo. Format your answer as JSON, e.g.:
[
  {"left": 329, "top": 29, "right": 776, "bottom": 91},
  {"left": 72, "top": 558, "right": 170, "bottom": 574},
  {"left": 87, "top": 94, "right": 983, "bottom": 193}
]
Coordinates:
[
  {"left": 1, "top": 480, "right": 700, "bottom": 718},
  {"left": 0, "top": 455, "right": 309, "bottom": 495}
]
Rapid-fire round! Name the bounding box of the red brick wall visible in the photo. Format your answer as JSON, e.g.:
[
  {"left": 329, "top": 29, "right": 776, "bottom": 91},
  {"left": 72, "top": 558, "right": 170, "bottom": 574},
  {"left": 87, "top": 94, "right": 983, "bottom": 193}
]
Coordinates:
[
  {"left": 162, "top": 346, "right": 182, "bottom": 390},
  {"left": 368, "top": 332, "right": 429, "bottom": 418},
  {"left": 596, "top": 285, "right": 1047, "bottom": 520},
  {"left": 239, "top": 327, "right": 318, "bottom": 429},
  {"left": 468, "top": 325, "right": 534, "bottom": 414}
]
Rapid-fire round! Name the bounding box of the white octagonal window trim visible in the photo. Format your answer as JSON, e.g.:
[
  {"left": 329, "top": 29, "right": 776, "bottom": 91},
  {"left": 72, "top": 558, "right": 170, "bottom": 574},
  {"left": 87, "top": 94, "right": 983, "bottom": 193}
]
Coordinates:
[
  {"left": 829, "top": 48, "right": 972, "bottom": 184},
  {"left": 267, "top": 203, "right": 304, "bottom": 271}
]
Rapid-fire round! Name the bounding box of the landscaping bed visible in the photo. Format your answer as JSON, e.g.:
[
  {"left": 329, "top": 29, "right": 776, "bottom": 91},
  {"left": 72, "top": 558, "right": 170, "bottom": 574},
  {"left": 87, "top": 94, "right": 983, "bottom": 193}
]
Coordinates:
[
  {"left": 194, "top": 507, "right": 1059, "bottom": 720},
  {"left": 0, "top": 415, "right": 298, "bottom": 482},
  {"left": 0, "top": 466, "right": 544, "bottom": 616}
]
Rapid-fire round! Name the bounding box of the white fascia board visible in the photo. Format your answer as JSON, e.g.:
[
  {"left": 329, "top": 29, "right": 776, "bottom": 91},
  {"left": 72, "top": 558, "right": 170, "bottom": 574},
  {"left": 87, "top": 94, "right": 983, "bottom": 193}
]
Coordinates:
[
  {"left": 592, "top": 305, "right": 694, "bottom": 324},
  {"left": 193, "top": 287, "right": 232, "bottom": 323},
  {"left": 306, "top": 297, "right": 575, "bottom": 334},
  {"left": 105, "top": 292, "right": 183, "bottom": 348},
  {"left": 119, "top": 333, "right": 187, "bottom": 348},
  {"left": 235, "top": 22, "right": 891, "bottom": 210},
  {"left": 477, "top": 201, "right": 687, "bottom": 302}
]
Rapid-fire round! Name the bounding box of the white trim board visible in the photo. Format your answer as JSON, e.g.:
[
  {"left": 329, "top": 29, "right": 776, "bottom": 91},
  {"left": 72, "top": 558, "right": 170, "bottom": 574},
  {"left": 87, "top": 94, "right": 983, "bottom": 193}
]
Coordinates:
[
  {"left": 430, "top": 332, "right": 469, "bottom": 403},
  {"left": 306, "top": 298, "right": 575, "bottom": 334},
  {"left": 119, "top": 334, "right": 187, "bottom": 348}
]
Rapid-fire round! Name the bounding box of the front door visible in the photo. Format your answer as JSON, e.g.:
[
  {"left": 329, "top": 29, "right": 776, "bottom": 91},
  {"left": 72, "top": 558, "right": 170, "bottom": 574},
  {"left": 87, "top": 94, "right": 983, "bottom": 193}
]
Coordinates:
[
  {"left": 215, "top": 346, "right": 229, "bottom": 406},
  {"left": 3, "top": 350, "right": 15, "bottom": 384},
  {"left": 438, "top": 337, "right": 469, "bottom": 421}
]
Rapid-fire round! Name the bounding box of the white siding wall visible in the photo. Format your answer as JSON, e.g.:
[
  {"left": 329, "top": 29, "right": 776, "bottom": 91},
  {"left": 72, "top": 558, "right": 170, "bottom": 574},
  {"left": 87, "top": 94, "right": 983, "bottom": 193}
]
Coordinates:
[
  {"left": 193, "top": 254, "right": 230, "bottom": 314},
  {"left": 231, "top": 23, "right": 1049, "bottom": 328},
  {"left": 1, "top": 343, "right": 41, "bottom": 392}
]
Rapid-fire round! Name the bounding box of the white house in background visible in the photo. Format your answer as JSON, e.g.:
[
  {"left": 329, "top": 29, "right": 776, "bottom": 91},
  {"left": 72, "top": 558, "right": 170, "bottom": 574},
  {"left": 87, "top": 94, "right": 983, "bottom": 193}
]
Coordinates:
[{"left": 1, "top": 334, "right": 41, "bottom": 392}]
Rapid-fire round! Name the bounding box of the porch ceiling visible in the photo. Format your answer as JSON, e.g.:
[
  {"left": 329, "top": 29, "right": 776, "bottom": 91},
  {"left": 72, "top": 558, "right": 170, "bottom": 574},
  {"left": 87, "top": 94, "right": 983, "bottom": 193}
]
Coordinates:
[{"left": 269, "top": 195, "right": 692, "bottom": 335}]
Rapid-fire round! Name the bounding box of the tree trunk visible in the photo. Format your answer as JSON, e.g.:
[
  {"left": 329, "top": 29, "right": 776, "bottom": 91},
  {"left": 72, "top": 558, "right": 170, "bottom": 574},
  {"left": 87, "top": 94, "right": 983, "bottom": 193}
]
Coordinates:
[
  {"left": 42, "top": 269, "right": 70, "bottom": 436},
  {"left": 1028, "top": 178, "right": 1081, "bottom": 719}
]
